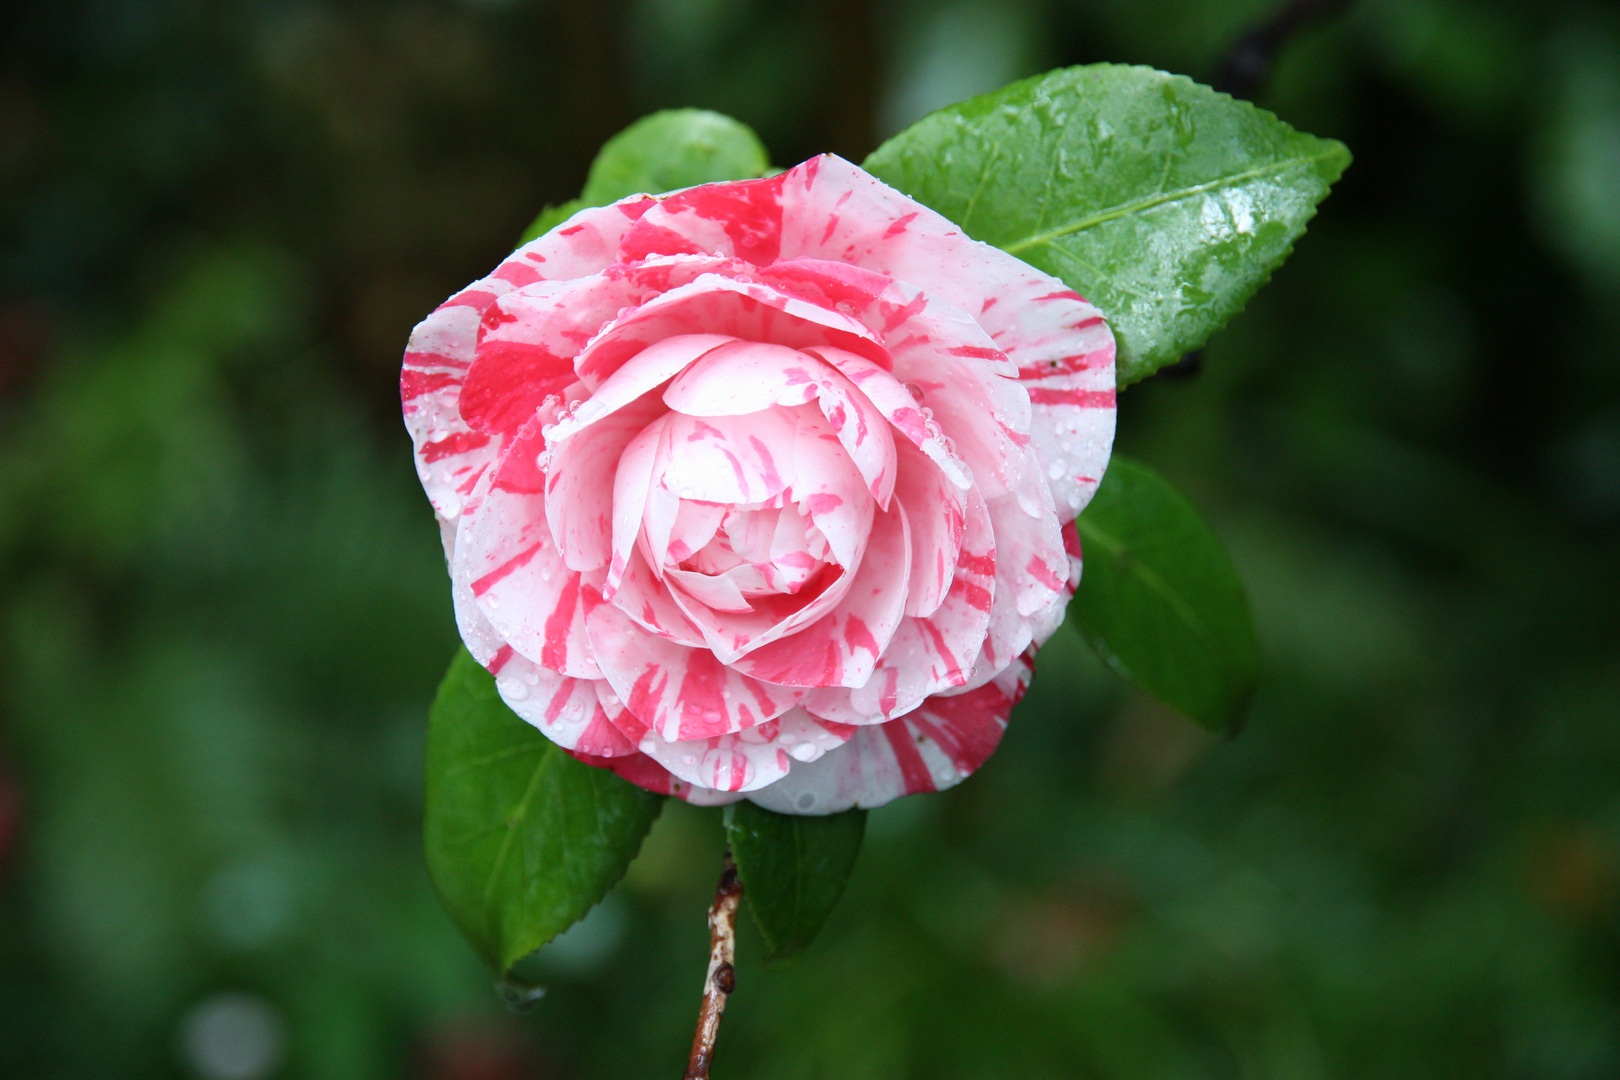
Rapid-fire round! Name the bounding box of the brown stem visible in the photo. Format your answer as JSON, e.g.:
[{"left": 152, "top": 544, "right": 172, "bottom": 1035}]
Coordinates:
[{"left": 684, "top": 851, "right": 742, "bottom": 1080}]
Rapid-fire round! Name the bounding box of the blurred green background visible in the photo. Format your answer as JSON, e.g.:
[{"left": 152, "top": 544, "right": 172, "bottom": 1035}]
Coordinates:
[{"left": 3, "top": 0, "right": 1619, "bottom": 1077}]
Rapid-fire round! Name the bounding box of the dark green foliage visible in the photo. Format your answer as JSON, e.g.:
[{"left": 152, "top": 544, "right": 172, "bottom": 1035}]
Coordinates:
[
  {"left": 723, "top": 802, "right": 866, "bottom": 966},
  {"left": 864, "top": 65, "right": 1349, "bottom": 384},
  {"left": 1074, "top": 457, "right": 1259, "bottom": 731},
  {"left": 424, "top": 650, "right": 663, "bottom": 976}
]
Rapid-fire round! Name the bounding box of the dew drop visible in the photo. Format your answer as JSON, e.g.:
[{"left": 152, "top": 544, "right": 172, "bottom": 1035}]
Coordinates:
[
  {"left": 788, "top": 743, "right": 819, "bottom": 762},
  {"left": 1049, "top": 460, "right": 1067, "bottom": 480},
  {"left": 795, "top": 792, "right": 817, "bottom": 810},
  {"left": 497, "top": 674, "right": 529, "bottom": 701},
  {"left": 905, "top": 382, "right": 924, "bottom": 401}
]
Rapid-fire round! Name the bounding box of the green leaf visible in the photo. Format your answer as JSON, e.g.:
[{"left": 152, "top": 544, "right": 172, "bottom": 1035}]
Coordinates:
[
  {"left": 580, "top": 109, "right": 770, "bottom": 206},
  {"left": 518, "top": 198, "right": 586, "bottom": 245},
  {"left": 423, "top": 648, "right": 664, "bottom": 976},
  {"left": 863, "top": 64, "right": 1350, "bottom": 385},
  {"left": 1073, "top": 457, "right": 1259, "bottom": 731},
  {"left": 723, "top": 801, "right": 865, "bottom": 966}
]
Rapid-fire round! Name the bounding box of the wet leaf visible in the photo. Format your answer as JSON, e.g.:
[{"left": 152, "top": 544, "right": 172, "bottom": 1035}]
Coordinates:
[
  {"left": 423, "top": 648, "right": 663, "bottom": 977},
  {"left": 724, "top": 800, "right": 865, "bottom": 966},
  {"left": 864, "top": 64, "right": 1349, "bottom": 385},
  {"left": 1073, "top": 457, "right": 1259, "bottom": 730}
]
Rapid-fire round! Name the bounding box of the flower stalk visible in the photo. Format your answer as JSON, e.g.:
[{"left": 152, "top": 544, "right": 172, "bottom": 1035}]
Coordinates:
[{"left": 685, "top": 851, "right": 742, "bottom": 1080}]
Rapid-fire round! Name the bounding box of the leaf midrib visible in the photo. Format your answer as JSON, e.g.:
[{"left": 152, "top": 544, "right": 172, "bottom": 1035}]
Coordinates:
[
  {"left": 483, "top": 747, "right": 554, "bottom": 907},
  {"left": 1001, "top": 148, "right": 1343, "bottom": 255}
]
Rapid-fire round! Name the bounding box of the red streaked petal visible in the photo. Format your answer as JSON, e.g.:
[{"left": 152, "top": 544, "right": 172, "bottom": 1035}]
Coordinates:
[
  {"left": 730, "top": 505, "right": 909, "bottom": 688},
  {"left": 746, "top": 655, "right": 1027, "bottom": 814},
  {"left": 585, "top": 603, "right": 807, "bottom": 742},
  {"left": 803, "top": 345, "right": 969, "bottom": 489},
  {"left": 891, "top": 439, "right": 967, "bottom": 618},
  {"left": 573, "top": 274, "right": 884, "bottom": 388},
  {"left": 789, "top": 408, "right": 874, "bottom": 569},
  {"left": 545, "top": 393, "right": 665, "bottom": 572}
]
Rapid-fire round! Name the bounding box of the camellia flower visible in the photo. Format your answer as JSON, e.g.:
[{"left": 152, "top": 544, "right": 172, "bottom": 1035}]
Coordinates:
[{"left": 402, "top": 155, "right": 1114, "bottom": 813}]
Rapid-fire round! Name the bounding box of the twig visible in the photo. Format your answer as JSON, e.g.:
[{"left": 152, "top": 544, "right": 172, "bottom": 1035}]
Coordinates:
[
  {"left": 1215, "top": 0, "right": 1358, "bottom": 101},
  {"left": 684, "top": 851, "right": 742, "bottom": 1080}
]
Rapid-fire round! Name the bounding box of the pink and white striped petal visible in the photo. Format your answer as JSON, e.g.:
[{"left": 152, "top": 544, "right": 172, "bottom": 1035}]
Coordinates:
[
  {"left": 988, "top": 492, "right": 1069, "bottom": 619},
  {"left": 605, "top": 544, "right": 706, "bottom": 648},
  {"left": 656, "top": 408, "right": 799, "bottom": 506},
  {"left": 665, "top": 566, "right": 754, "bottom": 612},
  {"left": 630, "top": 706, "right": 855, "bottom": 796},
  {"left": 453, "top": 429, "right": 602, "bottom": 680},
  {"left": 789, "top": 408, "right": 875, "bottom": 569},
  {"left": 1022, "top": 370, "right": 1118, "bottom": 520},
  {"left": 665, "top": 547, "right": 857, "bottom": 666},
  {"left": 662, "top": 339, "right": 824, "bottom": 415},
  {"left": 618, "top": 173, "right": 787, "bottom": 267},
  {"left": 665, "top": 338, "right": 901, "bottom": 508},
  {"left": 891, "top": 440, "right": 967, "bottom": 618},
  {"left": 548, "top": 333, "right": 730, "bottom": 445},
  {"left": 521, "top": 196, "right": 659, "bottom": 281},
  {"left": 661, "top": 499, "right": 728, "bottom": 565},
  {"left": 747, "top": 657, "right": 1029, "bottom": 814},
  {"left": 572, "top": 274, "right": 884, "bottom": 389},
  {"left": 585, "top": 602, "right": 807, "bottom": 742},
  {"left": 606, "top": 417, "right": 666, "bottom": 597},
  {"left": 544, "top": 393, "right": 666, "bottom": 572},
  {"left": 488, "top": 649, "right": 606, "bottom": 753},
  {"left": 730, "top": 505, "right": 910, "bottom": 688},
  {"left": 403, "top": 300, "right": 499, "bottom": 521},
  {"left": 404, "top": 197, "right": 663, "bottom": 516},
  {"left": 802, "top": 490, "right": 995, "bottom": 724},
  {"left": 803, "top": 345, "right": 970, "bottom": 489}
]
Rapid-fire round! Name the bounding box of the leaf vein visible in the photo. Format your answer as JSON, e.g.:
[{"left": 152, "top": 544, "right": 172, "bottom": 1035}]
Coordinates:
[{"left": 1003, "top": 150, "right": 1340, "bottom": 255}]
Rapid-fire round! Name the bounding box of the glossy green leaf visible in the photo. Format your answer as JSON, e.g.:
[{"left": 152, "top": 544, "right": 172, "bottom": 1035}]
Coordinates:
[
  {"left": 581, "top": 108, "right": 770, "bottom": 205},
  {"left": 423, "top": 648, "right": 663, "bottom": 976},
  {"left": 518, "top": 198, "right": 586, "bottom": 245},
  {"left": 723, "top": 801, "right": 865, "bottom": 966},
  {"left": 863, "top": 64, "right": 1350, "bottom": 385},
  {"left": 1073, "top": 456, "right": 1259, "bottom": 731}
]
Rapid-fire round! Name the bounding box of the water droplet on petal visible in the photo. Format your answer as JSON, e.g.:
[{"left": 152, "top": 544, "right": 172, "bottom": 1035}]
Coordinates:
[{"left": 497, "top": 674, "right": 529, "bottom": 701}]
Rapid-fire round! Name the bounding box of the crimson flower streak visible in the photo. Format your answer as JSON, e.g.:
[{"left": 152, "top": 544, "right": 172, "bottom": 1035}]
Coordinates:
[{"left": 402, "top": 155, "right": 1115, "bottom": 813}]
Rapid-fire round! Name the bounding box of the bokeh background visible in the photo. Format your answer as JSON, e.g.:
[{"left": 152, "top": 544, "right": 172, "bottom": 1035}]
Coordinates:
[{"left": 3, "top": 0, "right": 1619, "bottom": 1077}]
